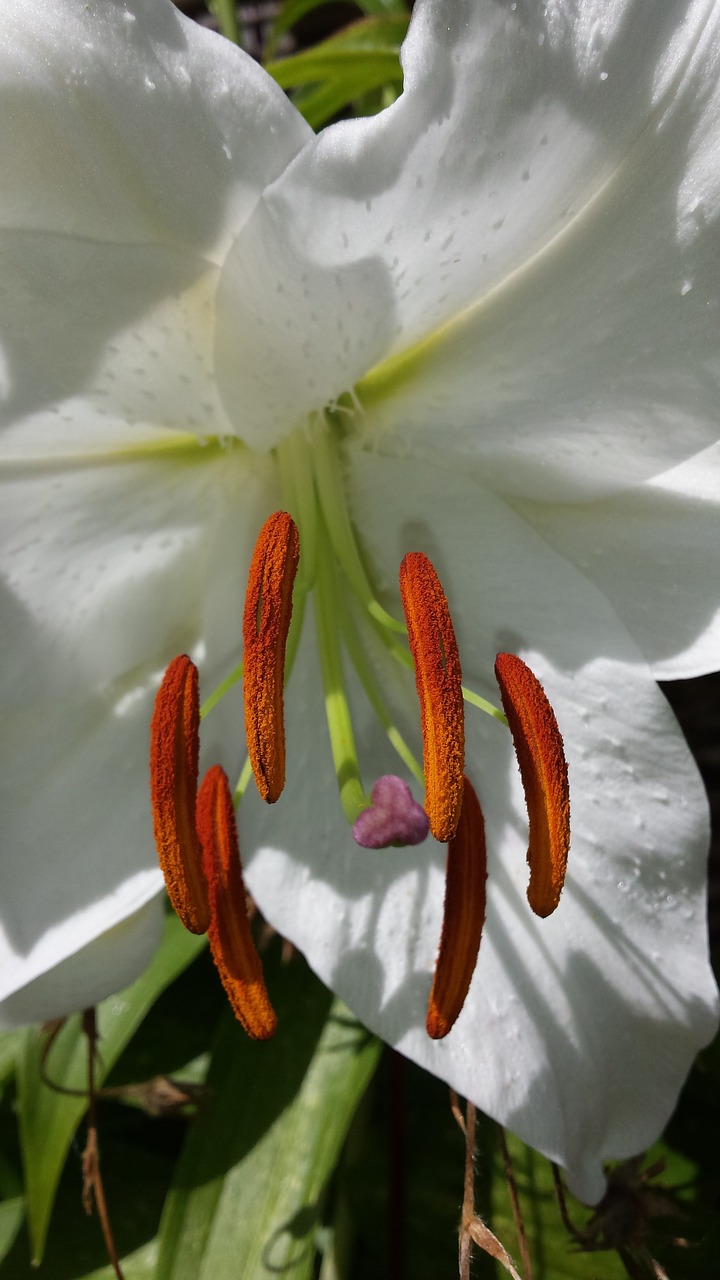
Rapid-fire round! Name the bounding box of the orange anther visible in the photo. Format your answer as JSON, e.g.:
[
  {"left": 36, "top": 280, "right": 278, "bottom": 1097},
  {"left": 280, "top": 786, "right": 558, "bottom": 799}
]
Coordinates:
[
  {"left": 243, "top": 511, "right": 300, "bottom": 804},
  {"left": 494, "top": 653, "right": 570, "bottom": 918},
  {"left": 149, "top": 655, "right": 209, "bottom": 935},
  {"left": 399, "top": 552, "right": 464, "bottom": 842},
  {"left": 427, "top": 776, "right": 487, "bottom": 1040},
  {"left": 197, "top": 765, "right": 277, "bottom": 1040}
]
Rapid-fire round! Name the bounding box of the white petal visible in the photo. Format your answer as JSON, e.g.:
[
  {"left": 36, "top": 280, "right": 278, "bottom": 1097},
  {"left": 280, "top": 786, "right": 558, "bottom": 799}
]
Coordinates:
[
  {"left": 214, "top": 0, "right": 720, "bottom": 489},
  {"left": 215, "top": 208, "right": 397, "bottom": 449},
  {"left": 0, "top": 443, "right": 277, "bottom": 1020},
  {"left": 243, "top": 451, "right": 718, "bottom": 1202},
  {"left": 0, "top": 900, "right": 163, "bottom": 1030},
  {"left": 0, "top": 0, "right": 310, "bottom": 256},
  {"left": 0, "top": 242, "right": 234, "bottom": 449},
  {"left": 515, "top": 442, "right": 720, "bottom": 679}
]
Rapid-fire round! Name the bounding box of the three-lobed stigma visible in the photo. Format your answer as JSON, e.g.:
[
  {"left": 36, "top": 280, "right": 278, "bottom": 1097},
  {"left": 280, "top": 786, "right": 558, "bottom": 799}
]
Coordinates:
[{"left": 149, "top": 479, "right": 570, "bottom": 1041}]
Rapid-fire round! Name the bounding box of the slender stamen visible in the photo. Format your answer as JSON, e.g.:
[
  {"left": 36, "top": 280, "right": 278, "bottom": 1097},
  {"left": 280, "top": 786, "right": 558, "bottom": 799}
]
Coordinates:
[
  {"left": 427, "top": 776, "right": 487, "bottom": 1040},
  {"left": 149, "top": 655, "right": 209, "bottom": 935},
  {"left": 197, "top": 765, "right": 277, "bottom": 1040},
  {"left": 312, "top": 424, "right": 406, "bottom": 634},
  {"left": 314, "top": 509, "right": 368, "bottom": 824},
  {"left": 399, "top": 552, "right": 465, "bottom": 842},
  {"left": 338, "top": 600, "right": 424, "bottom": 786},
  {"left": 243, "top": 511, "right": 300, "bottom": 804},
  {"left": 494, "top": 653, "right": 570, "bottom": 918}
]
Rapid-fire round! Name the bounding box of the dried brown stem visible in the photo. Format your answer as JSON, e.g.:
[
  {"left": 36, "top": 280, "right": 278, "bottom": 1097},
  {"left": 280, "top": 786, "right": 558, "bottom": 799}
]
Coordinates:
[
  {"left": 498, "top": 1125, "right": 533, "bottom": 1280},
  {"left": 456, "top": 1099, "right": 524, "bottom": 1280},
  {"left": 551, "top": 1162, "right": 584, "bottom": 1242},
  {"left": 80, "top": 1010, "right": 124, "bottom": 1280},
  {"left": 449, "top": 1087, "right": 467, "bottom": 1138}
]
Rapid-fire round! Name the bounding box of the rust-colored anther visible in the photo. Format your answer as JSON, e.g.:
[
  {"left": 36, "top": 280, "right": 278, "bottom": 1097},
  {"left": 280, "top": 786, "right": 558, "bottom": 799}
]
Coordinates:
[
  {"left": 197, "top": 765, "right": 277, "bottom": 1040},
  {"left": 494, "top": 653, "right": 570, "bottom": 918},
  {"left": 149, "top": 655, "right": 209, "bottom": 935},
  {"left": 399, "top": 552, "right": 464, "bottom": 842},
  {"left": 243, "top": 511, "right": 300, "bottom": 804},
  {"left": 427, "top": 776, "right": 487, "bottom": 1040}
]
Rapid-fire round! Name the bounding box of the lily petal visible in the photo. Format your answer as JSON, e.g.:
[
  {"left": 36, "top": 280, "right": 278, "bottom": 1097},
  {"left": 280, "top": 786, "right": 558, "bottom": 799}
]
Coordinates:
[
  {"left": 0, "top": 444, "right": 276, "bottom": 1021},
  {"left": 516, "top": 442, "right": 720, "bottom": 680},
  {"left": 0, "top": 0, "right": 305, "bottom": 1015},
  {"left": 1, "top": 0, "right": 309, "bottom": 252},
  {"left": 215, "top": 0, "right": 720, "bottom": 492}
]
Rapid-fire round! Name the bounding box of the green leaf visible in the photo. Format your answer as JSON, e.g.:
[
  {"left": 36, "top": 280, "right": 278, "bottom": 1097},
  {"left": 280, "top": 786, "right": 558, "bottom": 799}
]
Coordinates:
[
  {"left": 156, "top": 954, "right": 380, "bottom": 1279},
  {"left": 269, "top": 0, "right": 408, "bottom": 48},
  {"left": 488, "top": 1125, "right": 627, "bottom": 1280},
  {"left": 207, "top": 0, "right": 240, "bottom": 44},
  {"left": 66, "top": 1239, "right": 159, "bottom": 1280},
  {"left": 17, "top": 914, "right": 205, "bottom": 1264},
  {"left": 355, "top": 0, "right": 409, "bottom": 13},
  {"left": 0, "top": 1196, "right": 24, "bottom": 1266},
  {"left": 266, "top": 16, "right": 408, "bottom": 128},
  {"left": 268, "top": 0, "right": 339, "bottom": 47},
  {"left": 0, "top": 1028, "right": 24, "bottom": 1086}
]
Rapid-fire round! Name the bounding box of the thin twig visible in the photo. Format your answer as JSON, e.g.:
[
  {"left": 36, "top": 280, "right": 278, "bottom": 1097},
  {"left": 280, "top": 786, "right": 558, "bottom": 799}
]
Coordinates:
[
  {"left": 459, "top": 1100, "right": 476, "bottom": 1280},
  {"left": 498, "top": 1125, "right": 533, "bottom": 1280},
  {"left": 80, "top": 1010, "right": 124, "bottom": 1280},
  {"left": 551, "top": 1162, "right": 584, "bottom": 1242},
  {"left": 449, "top": 1087, "right": 467, "bottom": 1138},
  {"left": 456, "top": 1099, "right": 523, "bottom": 1280}
]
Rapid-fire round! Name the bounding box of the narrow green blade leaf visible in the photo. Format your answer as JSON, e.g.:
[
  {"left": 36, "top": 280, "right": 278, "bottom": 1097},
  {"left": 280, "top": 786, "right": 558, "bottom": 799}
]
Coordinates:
[
  {"left": 0, "top": 1028, "right": 24, "bottom": 1086},
  {"left": 269, "top": 0, "right": 408, "bottom": 48},
  {"left": 0, "top": 1197, "right": 24, "bottom": 1266},
  {"left": 18, "top": 914, "right": 204, "bottom": 1264},
  {"left": 288, "top": 66, "right": 401, "bottom": 131},
  {"left": 207, "top": 0, "right": 240, "bottom": 44},
  {"left": 268, "top": 0, "right": 339, "bottom": 46},
  {"left": 267, "top": 17, "right": 407, "bottom": 129},
  {"left": 157, "top": 955, "right": 380, "bottom": 1280},
  {"left": 268, "top": 15, "right": 408, "bottom": 88},
  {"left": 356, "top": 0, "right": 409, "bottom": 13}
]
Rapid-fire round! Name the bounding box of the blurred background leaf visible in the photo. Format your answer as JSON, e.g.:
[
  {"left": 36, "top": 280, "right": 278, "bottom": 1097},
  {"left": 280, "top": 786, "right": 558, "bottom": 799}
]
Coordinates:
[{"left": 266, "top": 16, "right": 408, "bottom": 128}]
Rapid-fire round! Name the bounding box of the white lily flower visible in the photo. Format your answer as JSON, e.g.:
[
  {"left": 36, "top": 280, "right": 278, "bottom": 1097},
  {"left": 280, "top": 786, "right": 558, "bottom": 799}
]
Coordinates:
[{"left": 1, "top": 0, "right": 719, "bottom": 1202}]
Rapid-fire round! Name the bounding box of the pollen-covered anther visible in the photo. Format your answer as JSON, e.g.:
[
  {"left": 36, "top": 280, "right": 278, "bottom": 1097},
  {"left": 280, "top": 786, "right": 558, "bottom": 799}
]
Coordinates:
[
  {"left": 149, "top": 655, "right": 209, "bottom": 935},
  {"left": 494, "top": 653, "right": 570, "bottom": 918},
  {"left": 197, "top": 765, "right": 277, "bottom": 1040},
  {"left": 427, "top": 776, "right": 487, "bottom": 1040},
  {"left": 399, "top": 552, "right": 465, "bottom": 842},
  {"left": 243, "top": 511, "right": 300, "bottom": 804}
]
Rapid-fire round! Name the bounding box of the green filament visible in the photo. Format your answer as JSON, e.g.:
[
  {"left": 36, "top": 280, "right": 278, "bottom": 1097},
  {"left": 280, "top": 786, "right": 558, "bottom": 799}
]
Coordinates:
[
  {"left": 311, "top": 425, "right": 406, "bottom": 635},
  {"left": 232, "top": 755, "right": 254, "bottom": 808},
  {"left": 200, "top": 661, "right": 243, "bottom": 721},
  {"left": 338, "top": 597, "right": 424, "bottom": 786},
  {"left": 313, "top": 510, "right": 369, "bottom": 825}
]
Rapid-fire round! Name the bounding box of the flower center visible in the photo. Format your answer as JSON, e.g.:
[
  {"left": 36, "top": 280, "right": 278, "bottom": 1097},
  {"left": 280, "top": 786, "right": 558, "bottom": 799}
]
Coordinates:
[{"left": 149, "top": 416, "right": 571, "bottom": 1040}]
